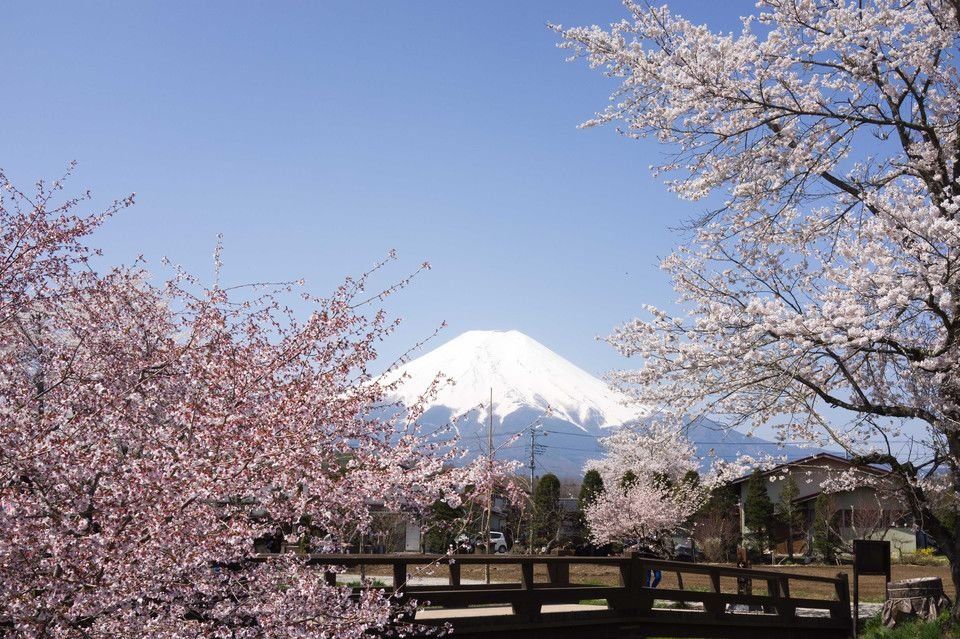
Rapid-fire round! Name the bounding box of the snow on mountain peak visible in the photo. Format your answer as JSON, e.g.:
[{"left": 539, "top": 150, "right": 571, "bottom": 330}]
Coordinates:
[{"left": 382, "top": 329, "right": 648, "bottom": 431}]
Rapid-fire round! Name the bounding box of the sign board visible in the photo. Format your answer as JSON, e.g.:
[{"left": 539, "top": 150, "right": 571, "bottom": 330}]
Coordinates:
[
  {"left": 852, "top": 539, "right": 891, "bottom": 636},
  {"left": 404, "top": 521, "right": 421, "bottom": 552},
  {"left": 854, "top": 539, "right": 891, "bottom": 576}
]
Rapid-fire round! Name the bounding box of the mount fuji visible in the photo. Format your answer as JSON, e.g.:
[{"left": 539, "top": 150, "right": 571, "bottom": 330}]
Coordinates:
[{"left": 382, "top": 330, "right": 811, "bottom": 478}]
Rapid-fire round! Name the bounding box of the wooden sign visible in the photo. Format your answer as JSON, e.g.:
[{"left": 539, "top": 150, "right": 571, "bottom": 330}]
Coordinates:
[
  {"left": 854, "top": 539, "right": 891, "bottom": 576},
  {"left": 852, "top": 539, "right": 891, "bottom": 636}
]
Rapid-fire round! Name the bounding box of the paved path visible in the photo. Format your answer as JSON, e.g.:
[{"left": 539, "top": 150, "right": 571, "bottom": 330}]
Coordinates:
[
  {"left": 417, "top": 604, "right": 598, "bottom": 620},
  {"left": 416, "top": 601, "right": 884, "bottom": 621},
  {"left": 337, "top": 575, "right": 489, "bottom": 586}
]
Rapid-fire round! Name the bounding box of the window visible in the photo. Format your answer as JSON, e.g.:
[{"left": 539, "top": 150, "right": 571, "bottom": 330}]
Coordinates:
[{"left": 840, "top": 509, "right": 853, "bottom": 528}]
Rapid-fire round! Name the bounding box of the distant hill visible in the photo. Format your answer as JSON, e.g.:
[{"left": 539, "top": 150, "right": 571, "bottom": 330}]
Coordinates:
[{"left": 382, "top": 329, "right": 817, "bottom": 478}]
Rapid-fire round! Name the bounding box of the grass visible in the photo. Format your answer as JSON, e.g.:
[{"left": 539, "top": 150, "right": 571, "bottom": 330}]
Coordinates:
[
  {"left": 595, "top": 612, "right": 957, "bottom": 639},
  {"left": 577, "top": 598, "right": 608, "bottom": 606},
  {"left": 859, "top": 613, "right": 953, "bottom": 639},
  {"left": 342, "top": 578, "right": 388, "bottom": 588},
  {"left": 577, "top": 578, "right": 609, "bottom": 606}
]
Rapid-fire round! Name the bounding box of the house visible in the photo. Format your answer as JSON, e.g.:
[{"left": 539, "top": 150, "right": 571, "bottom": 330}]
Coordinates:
[
  {"left": 489, "top": 494, "right": 512, "bottom": 533},
  {"left": 728, "top": 452, "right": 919, "bottom": 556}
]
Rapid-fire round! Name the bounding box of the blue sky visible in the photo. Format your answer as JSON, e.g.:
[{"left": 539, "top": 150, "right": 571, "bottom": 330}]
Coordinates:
[{"left": 1, "top": 1, "right": 757, "bottom": 376}]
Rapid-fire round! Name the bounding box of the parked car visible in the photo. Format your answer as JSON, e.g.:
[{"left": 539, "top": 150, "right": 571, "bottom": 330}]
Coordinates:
[{"left": 477, "top": 531, "right": 509, "bottom": 553}]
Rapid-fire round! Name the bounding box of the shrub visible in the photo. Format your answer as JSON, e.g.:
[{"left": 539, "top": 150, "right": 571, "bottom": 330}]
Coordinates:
[
  {"left": 859, "top": 612, "right": 952, "bottom": 639},
  {"left": 897, "top": 548, "right": 948, "bottom": 567}
]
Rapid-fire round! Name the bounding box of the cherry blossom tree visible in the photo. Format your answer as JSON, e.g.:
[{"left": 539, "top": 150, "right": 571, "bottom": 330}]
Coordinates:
[
  {"left": 556, "top": 0, "right": 960, "bottom": 601},
  {"left": 0, "top": 168, "right": 502, "bottom": 638},
  {"left": 583, "top": 422, "right": 705, "bottom": 546}
]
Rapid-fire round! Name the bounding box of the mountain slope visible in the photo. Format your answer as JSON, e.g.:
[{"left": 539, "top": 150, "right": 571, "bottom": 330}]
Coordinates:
[
  {"left": 383, "top": 330, "right": 817, "bottom": 478},
  {"left": 382, "top": 329, "right": 647, "bottom": 431}
]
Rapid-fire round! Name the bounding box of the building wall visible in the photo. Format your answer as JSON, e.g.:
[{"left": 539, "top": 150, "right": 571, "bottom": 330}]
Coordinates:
[
  {"left": 737, "top": 457, "right": 915, "bottom": 554},
  {"left": 404, "top": 521, "right": 422, "bottom": 552}
]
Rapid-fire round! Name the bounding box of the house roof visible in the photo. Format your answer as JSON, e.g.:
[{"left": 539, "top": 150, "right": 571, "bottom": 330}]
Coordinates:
[
  {"left": 793, "top": 490, "right": 825, "bottom": 505},
  {"left": 727, "top": 452, "right": 891, "bottom": 486}
]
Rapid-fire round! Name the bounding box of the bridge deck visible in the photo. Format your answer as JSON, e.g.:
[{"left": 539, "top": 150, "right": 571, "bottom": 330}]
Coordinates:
[{"left": 300, "top": 552, "right": 854, "bottom": 638}]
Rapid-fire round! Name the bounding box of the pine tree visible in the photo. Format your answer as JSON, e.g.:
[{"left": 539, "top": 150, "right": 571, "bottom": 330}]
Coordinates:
[
  {"left": 579, "top": 469, "right": 604, "bottom": 507},
  {"left": 577, "top": 470, "right": 604, "bottom": 541},
  {"left": 532, "top": 473, "right": 562, "bottom": 548},
  {"left": 743, "top": 470, "right": 775, "bottom": 560},
  {"left": 422, "top": 498, "right": 466, "bottom": 553},
  {"left": 776, "top": 474, "right": 803, "bottom": 560},
  {"left": 692, "top": 482, "right": 740, "bottom": 561},
  {"left": 812, "top": 493, "right": 839, "bottom": 563}
]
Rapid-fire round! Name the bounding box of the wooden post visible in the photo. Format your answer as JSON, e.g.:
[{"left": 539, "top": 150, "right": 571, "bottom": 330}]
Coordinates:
[
  {"left": 705, "top": 567, "right": 724, "bottom": 618},
  {"left": 777, "top": 576, "right": 795, "bottom": 621},
  {"left": 736, "top": 546, "right": 753, "bottom": 598},
  {"left": 520, "top": 559, "right": 535, "bottom": 589},
  {"left": 618, "top": 552, "right": 635, "bottom": 589},
  {"left": 448, "top": 561, "right": 461, "bottom": 587},
  {"left": 393, "top": 560, "right": 407, "bottom": 597},
  {"left": 834, "top": 572, "right": 852, "bottom": 630},
  {"left": 765, "top": 577, "right": 780, "bottom": 615},
  {"left": 547, "top": 549, "right": 570, "bottom": 585},
  {"left": 612, "top": 551, "right": 646, "bottom": 615},
  {"left": 512, "top": 559, "right": 541, "bottom": 621}
]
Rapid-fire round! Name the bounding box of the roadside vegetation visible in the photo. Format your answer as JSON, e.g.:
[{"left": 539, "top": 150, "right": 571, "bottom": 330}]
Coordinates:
[{"left": 859, "top": 613, "right": 954, "bottom": 639}]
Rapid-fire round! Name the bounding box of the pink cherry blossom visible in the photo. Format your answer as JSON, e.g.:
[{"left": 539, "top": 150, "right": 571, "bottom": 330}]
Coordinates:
[
  {"left": 583, "top": 421, "right": 705, "bottom": 545},
  {"left": 557, "top": 0, "right": 960, "bottom": 601},
  {"left": 0, "top": 168, "right": 510, "bottom": 638}
]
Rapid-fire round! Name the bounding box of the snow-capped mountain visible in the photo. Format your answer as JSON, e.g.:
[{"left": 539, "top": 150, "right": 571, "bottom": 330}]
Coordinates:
[
  {"left": 382, "top": 329, "right": 814, "bottom": 478},
  {"left": 382, "top": 329, "right": 647, "bottom": 431}
]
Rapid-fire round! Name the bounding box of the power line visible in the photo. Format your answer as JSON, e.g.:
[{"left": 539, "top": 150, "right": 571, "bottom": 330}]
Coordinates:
[{"left": 541, "top": 429, "right": 917, "bottom": 446}]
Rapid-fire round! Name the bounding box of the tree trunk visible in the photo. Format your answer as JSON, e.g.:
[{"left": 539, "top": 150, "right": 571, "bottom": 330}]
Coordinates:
[
  {"left": 947, "top": 554, "right": 960, "bottom": 623},
  {"left": 787, "top": 522, "right": 794, "bottom": 560}
]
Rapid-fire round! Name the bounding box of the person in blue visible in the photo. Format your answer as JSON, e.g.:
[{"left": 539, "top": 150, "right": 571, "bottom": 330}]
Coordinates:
[
  {"left": 636, "top": 544, "right": 661, "bottom": 588},
  {"left": 646, "top": 567, "right": 662, "bottom": 588}
]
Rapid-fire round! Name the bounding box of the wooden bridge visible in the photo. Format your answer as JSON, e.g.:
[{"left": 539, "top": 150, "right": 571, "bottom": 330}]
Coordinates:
[{"left": 313, "top": 552, "right": 853, "bottom": 639}]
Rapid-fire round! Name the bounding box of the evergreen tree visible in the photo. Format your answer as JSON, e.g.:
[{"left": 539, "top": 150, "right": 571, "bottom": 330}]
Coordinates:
[
  {"left": 532, "top": 473, "right": 562, "bottom": 548},
  {"left": 422, "top": 498, "right": 466, "bottom": 553},
  {"left": 812, "top": 493, "right": 839, "bottom": 563},
  {"left": 776, "top": 474, "right": 803, "bottom": 559},
  {"left": 577, "top": 469, "right": 604, "bottom": 541},
  {"left": 578, "top": 469, "right": 604, "bottom": 508},
  {"left": 700, "top": 482, "right": 738, "bottom": 515},
  {"left": 692, "top": 482, "right": 740, "bottom": 562},
  {"left": 743, "top": 470, "right": 775, "bottom": 560}
]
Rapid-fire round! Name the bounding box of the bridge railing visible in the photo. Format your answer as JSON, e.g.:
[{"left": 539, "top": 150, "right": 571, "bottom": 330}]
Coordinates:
[{"left": 298, "top": 551, "right": 851, "bottom": 632}]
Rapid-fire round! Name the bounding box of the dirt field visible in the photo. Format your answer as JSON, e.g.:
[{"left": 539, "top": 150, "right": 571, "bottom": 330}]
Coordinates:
[{"left": 349, "top": 560, "right": 952, "bottom": 602}]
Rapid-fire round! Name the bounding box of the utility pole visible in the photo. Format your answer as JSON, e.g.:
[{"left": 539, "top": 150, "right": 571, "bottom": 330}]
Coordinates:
[
  {"left": 484, "top": 387, "right": 493, "bottom": 584},
  {"left": 527, "top": 424, "right": 547, "bottom": 554}
]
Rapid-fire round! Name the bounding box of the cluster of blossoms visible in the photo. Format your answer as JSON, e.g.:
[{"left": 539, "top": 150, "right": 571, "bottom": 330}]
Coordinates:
[
  {"left": 582, "top": 421, "right": 706, "bottom": 545},
  {"left": 0, "top": 169, "right": 515, "bottom": 638},
  {"left": 556, "top": 0, "right": 960, "bottom": 590}
]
